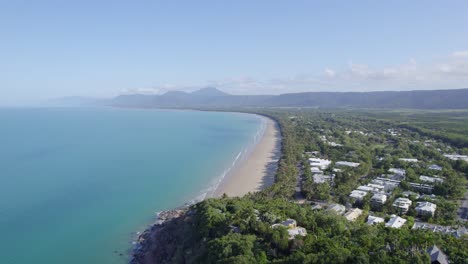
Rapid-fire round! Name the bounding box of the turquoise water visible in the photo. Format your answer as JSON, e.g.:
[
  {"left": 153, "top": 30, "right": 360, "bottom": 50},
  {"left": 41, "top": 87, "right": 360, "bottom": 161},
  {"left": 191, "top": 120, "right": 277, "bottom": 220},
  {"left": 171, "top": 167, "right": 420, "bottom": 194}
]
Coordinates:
[{"left": 0, "top": 108, "right": 262, "bottom": 264}]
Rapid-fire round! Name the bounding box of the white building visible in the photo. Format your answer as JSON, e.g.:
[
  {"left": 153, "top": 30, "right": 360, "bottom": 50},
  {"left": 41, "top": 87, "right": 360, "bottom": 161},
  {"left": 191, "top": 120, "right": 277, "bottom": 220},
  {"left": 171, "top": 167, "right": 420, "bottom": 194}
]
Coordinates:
[
  {"left": 313, "top": 174, "right": 334, "bottom": 184},
  {"left": 428, "top": 164, "right": 443, "bottom": 171},
  {"left": 357, "top": 185, "right": 375, "bottom": 192},
  {"left": 367, "top": 215, "right": 385, "bottom": 225},
  {"left": 309, "top": 158, "right": 332, "bottom": 170},
  {"left": 372, "top": 178, "right": 400, "bottom": 192},
  {"left": 311, "top": 167, "right": 322, "bottom": 173},
  {"left": 399, "top": 158, "right": 418, "bottom": 163},
  {"left": 344, "top": 208, "right": 363, "bottom": 222},
  {"left": 349, "top": 190, "right": 368, "bottom": 202},
  {"left": 389, "top": 168, "right": 406, "bottom": 176},
  {"left": 271, "top": 219, "right": 297, "bottom": 229},
  {"left": 419, "top": 175, "right": 444, "bottom": 184},
  {"left": 327, "top": 204, "right": 346, "bottom": 215},
  {"left": 371, "top": 193, "right": 387, "bottom": 206},
  {"left": 415, "top": 201, "right": 437, "bottom": 217},
  {"left": 287, "top": 227, "right": 307, "bottom": 239},
  {"left": 392, "top": 197, "right": 412, "bottom": 214},
  {"left": 271, "top": 219, "right": 307, "bottom": 239},
  {"left": 358, "top": 183, "right": 385, "bottom": 194},
  {"left": 409, "top": 182, "right": 434, "bottom": 193},
  {"left": 367, "top": 183, "right": 385, "bottom": 192},
  {"left": 328, "top": 142, "right": 343, "bottom": 147},
  {"left": 443, "top": 154, "right": 468, "bottom": 161},
  {"left": 385, "top": 215, "right": 407, "bottom": 228},
  {"left": 335, "top": 161, "right": 360, "bottom": 168}
]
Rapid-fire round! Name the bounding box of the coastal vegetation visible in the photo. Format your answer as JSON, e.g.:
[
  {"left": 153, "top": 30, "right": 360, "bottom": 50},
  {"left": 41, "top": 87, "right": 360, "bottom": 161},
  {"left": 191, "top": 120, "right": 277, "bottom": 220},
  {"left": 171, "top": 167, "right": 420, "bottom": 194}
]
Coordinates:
[{"left": 132, "top": 109, "right": 468, "bottom": 264}]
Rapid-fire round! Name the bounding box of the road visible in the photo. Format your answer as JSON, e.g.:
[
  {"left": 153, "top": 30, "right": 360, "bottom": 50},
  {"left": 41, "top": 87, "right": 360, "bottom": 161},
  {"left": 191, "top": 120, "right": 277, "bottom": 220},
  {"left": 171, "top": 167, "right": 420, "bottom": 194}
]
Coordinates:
[
  {"left": 457, "top": 188, "right": 468, "bottom": 221},
  {"left": 294, "top": 162, "right": 306, "bottom": 201}
]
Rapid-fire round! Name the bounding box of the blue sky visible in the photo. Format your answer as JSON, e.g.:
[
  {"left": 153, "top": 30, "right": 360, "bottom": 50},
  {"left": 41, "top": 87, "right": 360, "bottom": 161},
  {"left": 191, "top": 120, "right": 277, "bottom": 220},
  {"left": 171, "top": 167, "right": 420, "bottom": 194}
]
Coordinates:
[{"left": 1, "top": 1, "right": 468, "bottom": 105}]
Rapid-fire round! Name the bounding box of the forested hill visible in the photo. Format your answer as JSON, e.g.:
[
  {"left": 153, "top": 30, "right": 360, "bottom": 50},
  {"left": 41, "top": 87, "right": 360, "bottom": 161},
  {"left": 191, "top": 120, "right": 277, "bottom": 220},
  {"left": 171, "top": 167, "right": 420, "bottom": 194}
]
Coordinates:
[{"left": 112, "top": 88, "right": 468, "bottom": 109}]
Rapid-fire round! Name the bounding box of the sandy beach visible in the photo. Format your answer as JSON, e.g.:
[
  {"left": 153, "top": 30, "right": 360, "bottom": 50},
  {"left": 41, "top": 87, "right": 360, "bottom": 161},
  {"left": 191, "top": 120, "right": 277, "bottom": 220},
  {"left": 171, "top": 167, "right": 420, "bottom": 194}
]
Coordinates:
[{"left": 214, "top": 116, "right": 281, "bottom": 197}]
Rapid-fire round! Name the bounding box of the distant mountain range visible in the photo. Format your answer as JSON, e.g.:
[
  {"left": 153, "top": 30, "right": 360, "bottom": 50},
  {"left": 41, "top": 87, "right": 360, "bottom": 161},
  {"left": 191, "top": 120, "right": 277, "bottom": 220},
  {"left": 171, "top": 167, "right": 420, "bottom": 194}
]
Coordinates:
[
  {"left": 110, "top": 87, "right": 468, "bottom": 109},
  {"left": 51, "top": 87, "right": 468, "bottom": 109}
]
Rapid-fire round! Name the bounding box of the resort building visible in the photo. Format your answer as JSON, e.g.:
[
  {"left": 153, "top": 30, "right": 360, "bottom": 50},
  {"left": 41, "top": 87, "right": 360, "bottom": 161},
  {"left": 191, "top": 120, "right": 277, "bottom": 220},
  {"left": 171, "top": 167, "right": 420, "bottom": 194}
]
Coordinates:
[
  {"left": 372, "top": 178, "right": 400, "bottom": 192},
  {"left": 327, "top": 204, "right": 346, "bottom": 215},
  {"left": 367, "top": 215, "right": 385, "bottom": 225},
  {"left": 388, "top": 168, "right": 406, "bottom": 176},
  {"left": 309, "top": 158, "right": 332, "bottom": 170},
  {"left": 366, "top": 183, "right": 385, "bottom": 192},
  {"left": 415, "top": 202, "right": 437, "bottom": 217},
  {"left": 409, "top": 182, "right": 434, "bottom": 193},
  {"left": 385, "top": 215, "right": 407, "bottom": 228},
  {"left": 328, "top": 142, "right": 343, "bottom": 147},
  {"left": 419, "top": 175, "right": 444, "bottom": 184},
  {"left": 357, "top": 185, "right": 374, "bottom": 193},
  {"left": 311, "top": 167, "right": 322, "bottom": 173},
  {"left": 344, "top": 208, "right": 362, "bottom": 222},
  {"left": 273, "top": 219, "right": 297, "bottom": 229},
  {"left": 392, "top": 197, "right": 412, "bottom": 214},
  {"left": 428, "top": 164, "right": 443, "bottom": 171},
  {"left": 286, "top": 227, "right": 307, "bottom": 240},
  {"left": 399, "top": 158, "right": 418, "bottom": 163},
  {"left": 271, "top": 219, "right": 307, "bottom": 240},
  {"left": 358, "top": 184, "right": 385, "bottom": 194},
  {"left": 349, "top": 190, "right": 368, "bottom": 202},
  {"left": 313, "top": 173, "right": 334, "bottom": 184},
  {"left": 443, "top": 154, "right": 468, "bottom": 162},
  {"left": 413, "top": 222, "right": 467, "bottom": 238},
  {"left": 370, "top": 193, "right": 387, "bottom": 206},
  {"left": 387, "top": 129, "right": 399, "bottom": 136},
  {"left": 335, "top": 161, "right": 360, "bottom": 168}
]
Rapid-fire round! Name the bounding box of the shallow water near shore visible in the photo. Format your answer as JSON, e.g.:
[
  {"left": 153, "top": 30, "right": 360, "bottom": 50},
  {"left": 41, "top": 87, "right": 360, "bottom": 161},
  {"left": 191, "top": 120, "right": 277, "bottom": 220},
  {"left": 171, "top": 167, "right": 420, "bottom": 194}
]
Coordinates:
[{"left": 0, "top": 107, "right": 262, "bottom": 264}]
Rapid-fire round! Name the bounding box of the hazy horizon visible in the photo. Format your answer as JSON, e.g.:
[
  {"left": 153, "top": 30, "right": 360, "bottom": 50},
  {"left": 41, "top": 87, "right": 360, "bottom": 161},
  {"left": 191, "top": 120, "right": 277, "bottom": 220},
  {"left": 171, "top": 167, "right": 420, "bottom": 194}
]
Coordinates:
[{"left": 1, "top": 1, "right": 468, "bottom": 105}]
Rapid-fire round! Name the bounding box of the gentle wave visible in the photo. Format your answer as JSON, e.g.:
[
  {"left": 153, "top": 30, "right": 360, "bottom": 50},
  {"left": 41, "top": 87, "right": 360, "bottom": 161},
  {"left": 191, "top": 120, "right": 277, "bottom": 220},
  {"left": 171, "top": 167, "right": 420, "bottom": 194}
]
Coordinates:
[{"left": 186, "top": 116, "right": 268, "bottom": 205}]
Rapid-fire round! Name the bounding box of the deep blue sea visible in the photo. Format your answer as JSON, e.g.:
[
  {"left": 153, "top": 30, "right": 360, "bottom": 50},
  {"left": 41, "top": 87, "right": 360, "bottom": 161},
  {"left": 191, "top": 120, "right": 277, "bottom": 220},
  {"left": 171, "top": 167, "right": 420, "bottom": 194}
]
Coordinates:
[{"left": 0, "top": 107, "right": 263, "bottom": 264}]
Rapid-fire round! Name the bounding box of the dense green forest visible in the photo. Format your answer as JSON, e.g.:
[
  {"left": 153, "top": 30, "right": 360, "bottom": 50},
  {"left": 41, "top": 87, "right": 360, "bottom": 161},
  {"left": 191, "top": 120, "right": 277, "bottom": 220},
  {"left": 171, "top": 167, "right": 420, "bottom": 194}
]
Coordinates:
[{"left": 132, "top": 109, "right": 468, "bottom": 264}]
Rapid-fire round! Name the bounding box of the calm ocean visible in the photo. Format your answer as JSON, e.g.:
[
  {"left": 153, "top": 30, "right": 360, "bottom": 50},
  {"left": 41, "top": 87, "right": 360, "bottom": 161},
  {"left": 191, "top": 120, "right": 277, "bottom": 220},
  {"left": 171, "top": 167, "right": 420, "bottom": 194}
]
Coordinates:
[{"left": 0, "top": 107, "right": 263, "bottom": 264}]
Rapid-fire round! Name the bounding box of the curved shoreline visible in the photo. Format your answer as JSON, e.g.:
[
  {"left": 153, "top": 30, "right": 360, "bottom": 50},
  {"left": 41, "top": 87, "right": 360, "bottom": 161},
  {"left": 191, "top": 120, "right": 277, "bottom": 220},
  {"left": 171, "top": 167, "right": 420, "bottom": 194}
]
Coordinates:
[
  {"left": 213, "top": 115, "right": 281, "bottom": 197},
  {"left": 130, "top": 111, "right": 281, "bottom": 262}
]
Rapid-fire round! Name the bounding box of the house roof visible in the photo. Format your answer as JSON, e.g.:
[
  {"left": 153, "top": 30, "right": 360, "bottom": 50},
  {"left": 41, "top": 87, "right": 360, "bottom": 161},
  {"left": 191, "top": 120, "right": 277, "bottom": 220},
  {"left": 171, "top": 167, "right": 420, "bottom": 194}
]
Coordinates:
[
  {"left": 385, "top": 215, "right": 406, "bottom": 228},
  {"left": 420, "top": 175, "right": 444, "bottom": 183},
  {"left": 282, "top": 219, "right": 297, "bottom": 226},
  {"left": 327, "top": 204, "right": 346, "bottom": 214},
  {"left": 416, "top": 202, "right": 437, "bottom": 212},
  {"left": 350, "top": 190, "right": 368, "bottom": 199},
  {"left": 428, "top": 164, "right": 443, "bottom": 170},
  {"left": 371, "top": 193, "right": 387, "bottom": 202},
  {"left": 367, "top": 215, "right": 385, "bottom": 225},
  {"left": 336, "top": 161, "right": 360, "bottom": 167},
  {"left": 287, "top": 227, "right": 307, "bottom": 239},
  {"left": 389, "top": 168, "right": 406, "bottom": 175},
  {"left": 427, "top": 245, "right": 449, "bottom": 264},
  {"left": 393, "top": 197, "right": 412, "bottom": 208},
  {"left": 344, "top": 208, "right": 363, "bottom": 221},
  {"left": 399, "top": 158, "right": 418, "bottom": 162}
]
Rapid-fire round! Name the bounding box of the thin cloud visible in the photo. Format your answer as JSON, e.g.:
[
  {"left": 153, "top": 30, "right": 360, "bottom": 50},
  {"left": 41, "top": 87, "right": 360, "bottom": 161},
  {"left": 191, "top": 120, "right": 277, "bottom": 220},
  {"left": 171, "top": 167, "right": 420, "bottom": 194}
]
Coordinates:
[{"left": 123, "top": 51, "right": 468, "bottom": 95}]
